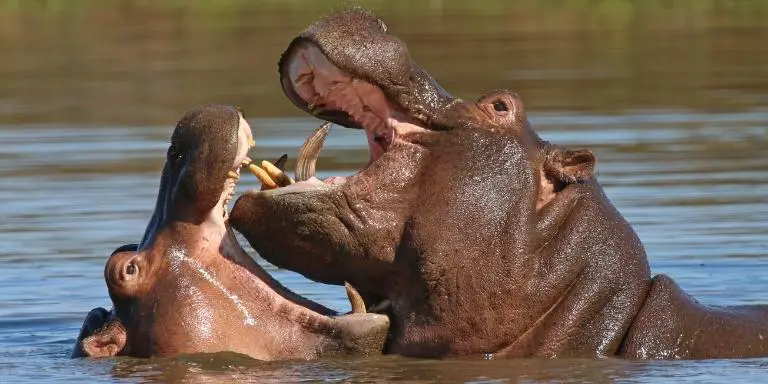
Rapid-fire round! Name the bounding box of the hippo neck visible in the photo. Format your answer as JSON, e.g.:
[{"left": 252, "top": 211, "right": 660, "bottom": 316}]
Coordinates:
[
  {"left": 388, "top": 179, "right": 651, "bottom": 357},
  {"left": 147, "top": 220, "right": 257, "bottom": 275},
  {"left": 159, "top": 219, "right": 339, "bottom": 317}
]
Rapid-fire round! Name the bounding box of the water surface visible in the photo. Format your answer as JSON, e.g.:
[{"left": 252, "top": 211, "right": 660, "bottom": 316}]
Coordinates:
[{"left": 0, "top": 1, "right": 766, "bottom": 382}]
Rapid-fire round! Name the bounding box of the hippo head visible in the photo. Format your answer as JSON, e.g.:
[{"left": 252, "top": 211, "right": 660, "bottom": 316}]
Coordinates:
[
  {"left": 231, "top": 9, "right": 651, "bottom": 358},
  {"left": 223, "top": 10, "right": 646, "bottom": 358},
  {"left": 72, "top": 104, "right": 389, "bottom": 360}
]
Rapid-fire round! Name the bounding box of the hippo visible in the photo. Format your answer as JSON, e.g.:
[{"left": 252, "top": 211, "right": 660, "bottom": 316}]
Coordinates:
[
  {"left": 71, "top": 104, "right": 389, "bottom": 360},
  {"left": 229, "top": 9, "right": 768, "bottom": 360}
]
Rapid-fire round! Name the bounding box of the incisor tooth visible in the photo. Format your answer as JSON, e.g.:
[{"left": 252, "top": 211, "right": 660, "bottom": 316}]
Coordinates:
[
  {"left": 261, "top": 160, "right": 294, "bottom": 186},
  {"left": 248, "top": 164, "right": 278, "bottom": 189},
  {"left": 241, "top": 157, "right": 252, "bottom": 166},
  {"left": 227, "top": 170, "right": 240, "bottom": 180}
]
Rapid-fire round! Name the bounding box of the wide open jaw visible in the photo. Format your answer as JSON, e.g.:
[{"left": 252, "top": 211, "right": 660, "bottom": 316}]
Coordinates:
[
  {"left": 226, "top": 122, "right": 375, "bottom": 320},
  {"left": 148, "top": 105, "right": 377, "bottom": 332},
  {"left": 279, "top": 40, "right": 432, "bottom": 169}
]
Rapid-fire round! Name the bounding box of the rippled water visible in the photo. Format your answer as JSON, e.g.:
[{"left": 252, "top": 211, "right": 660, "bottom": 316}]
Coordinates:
[{"left": 1, "top": 1, "right": 767, "bottom": 383}]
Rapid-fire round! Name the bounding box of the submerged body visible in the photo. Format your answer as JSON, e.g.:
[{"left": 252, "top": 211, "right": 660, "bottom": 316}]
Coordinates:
[
  {"left": 230, "top": 9, "right": 768, "bottom": 359},
  {"left": 72, "top": 104, "right": 388, "bottom": 360}
]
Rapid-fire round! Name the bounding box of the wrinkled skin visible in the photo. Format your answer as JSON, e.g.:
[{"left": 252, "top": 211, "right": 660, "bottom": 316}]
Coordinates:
[
  {"left": 230, "top": 9, "right": 768, "bottom": 359},
  {"left": 71, "top": 104, "right": 389, "bottom": 360}
]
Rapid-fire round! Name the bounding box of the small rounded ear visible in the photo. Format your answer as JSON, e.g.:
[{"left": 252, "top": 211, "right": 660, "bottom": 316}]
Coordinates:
[
  {"left": 81, "top": 319, "right": 127, "bottom": 358},
  {"left": 544, "top": 147, "right": 596, "bottom": 183}
]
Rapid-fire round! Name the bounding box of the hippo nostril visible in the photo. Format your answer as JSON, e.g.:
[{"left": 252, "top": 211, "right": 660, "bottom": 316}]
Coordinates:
[
  {"left": 126, "top": 263, "right": 137, "bottom": 276},
  {"left": 493, "top": 100, "right": 508, "bottom": 112}
]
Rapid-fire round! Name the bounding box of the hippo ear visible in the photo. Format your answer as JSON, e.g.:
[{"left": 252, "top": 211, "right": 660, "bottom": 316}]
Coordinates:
[
  {"left": 81, "top": 320, "right": 127, "bottom": 358},
  {"left": 544, "top": 147, "right": 596, "bottom": 183}
]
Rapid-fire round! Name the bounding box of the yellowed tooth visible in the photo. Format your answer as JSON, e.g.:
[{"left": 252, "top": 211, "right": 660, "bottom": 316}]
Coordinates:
[
  {"left": 241, "top": 157, "right": 252, "bottom": 166},
  {"left": 345, "top": 282, "right": 367, "bottom": 314},
  {"left": 248, "top": 137, "right": 256, "bottom": 148},
  {"left": 369, "top": 299, "right": 391, "bottom": 313},
  {"left": 227, "top": 170, "right": 240, "bottom": 180},
  {"left": 248, "top": 164, "right": 278, "bottom": 190},
  {"left": 260, "top": 160, "right": 295, "bottom": 187}
]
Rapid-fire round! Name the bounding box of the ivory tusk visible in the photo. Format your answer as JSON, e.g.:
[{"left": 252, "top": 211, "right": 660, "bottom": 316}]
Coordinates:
[
  {"left": 295, "top": 122, "right": 331, "bottom": 182},
  {"left": 345, "top": 282, "right": 367, "bottom": 314},
  {"left": 248, "top": 164, "right": 278, "bottom": 190}
]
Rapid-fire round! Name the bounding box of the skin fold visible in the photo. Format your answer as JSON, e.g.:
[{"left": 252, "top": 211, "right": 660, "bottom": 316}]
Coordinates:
[
  {"left": 230, "top": 9, "right": 768, "bottom": 359},
  {"left": 71, "top": 104, "right": 389, "bottom": 360}
]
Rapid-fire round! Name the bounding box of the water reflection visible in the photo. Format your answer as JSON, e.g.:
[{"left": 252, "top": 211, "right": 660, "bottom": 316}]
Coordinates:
[
  {"left": 99, "top": 353, "right": 768, "bottom": 383},
  {"left": 0, "top": 1, "right": 766, "bottom": 383},
  {"left": 0, "top": 1, "right": 767, "bottom": 125}
]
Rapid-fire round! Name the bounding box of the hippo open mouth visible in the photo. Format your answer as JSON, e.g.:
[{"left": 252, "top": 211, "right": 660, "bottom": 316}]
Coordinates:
[
  {"left": 73, "top": 105, "right": 388, "bottom": 360},
  {"left": 264, "top": 9, "right": 480, "bottom": 190},
  {"left": 279, "top": 41, "right": 431, "bottom": 171},
  {"left": 229, "top": 9, "right": 478, "bottom": 320}
]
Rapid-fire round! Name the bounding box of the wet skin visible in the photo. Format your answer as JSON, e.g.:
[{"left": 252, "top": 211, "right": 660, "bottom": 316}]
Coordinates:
[
  {"left": 230, "top": 9, "right": 768, "bottom": 359},
  {"left": 71, "top": 104, "right": 388, "bottom": 360}
]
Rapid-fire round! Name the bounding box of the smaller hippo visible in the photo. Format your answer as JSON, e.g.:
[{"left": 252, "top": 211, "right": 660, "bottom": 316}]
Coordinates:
[{"left": 72, "top": 104, "right": 389, "bottom": 360}]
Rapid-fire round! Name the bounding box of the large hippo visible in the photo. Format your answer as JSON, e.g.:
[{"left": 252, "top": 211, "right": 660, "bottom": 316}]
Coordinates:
[
  {"left": 71, "top": 104, "right": 389, "bottom": 360},
  {"left": 230, "top": 9, "right": 768, "bottom": 359}
]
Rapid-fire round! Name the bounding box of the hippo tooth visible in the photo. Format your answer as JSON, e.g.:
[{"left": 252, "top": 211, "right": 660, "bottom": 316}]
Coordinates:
[
  {"left": 227, "top": 170, "right": 240, "bottom": 181},
  {"left": 295, "top": 122, "right": 331, "bottom": 182},
  {"left": 260, "top": 160, "right": 294, "bottom": 187},
  {"left": 345, "top": 282, "right": 366, "bottom": 314},
  {"left": 248, "top": 164, "right": 279, "bottom": 190}
]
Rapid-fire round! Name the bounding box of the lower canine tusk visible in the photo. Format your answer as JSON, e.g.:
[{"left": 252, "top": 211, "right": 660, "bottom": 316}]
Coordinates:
[
  {"left": 295, "top": 122, "right": 332, "bottom": 182},
  {"left": 345, "top": 282, "right": 367, "bottom": 314}
]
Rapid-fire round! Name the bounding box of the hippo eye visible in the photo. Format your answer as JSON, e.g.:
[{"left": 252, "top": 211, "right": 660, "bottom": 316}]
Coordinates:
[
  {"left": 125, "top": 263, "right": 137, "bottom": 276},
  {"left": 493, "top": 100, "right": 508, "bottom": 112}
]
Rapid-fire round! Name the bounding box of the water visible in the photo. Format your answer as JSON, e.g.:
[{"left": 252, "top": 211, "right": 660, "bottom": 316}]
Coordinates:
[{"left": 1, "top": 1, "right": 767, "bottom": 382}]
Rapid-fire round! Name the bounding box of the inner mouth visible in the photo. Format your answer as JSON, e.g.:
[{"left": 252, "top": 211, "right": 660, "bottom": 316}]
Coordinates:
[
  {"left": 280, "top": 41, "right": 430, "bottom": 174},
  {"left": 221, "top": 154, "right": 371, "bottom": 319},
  {"left": 229, "top": 41, "right": 423, "bottom": 317}
]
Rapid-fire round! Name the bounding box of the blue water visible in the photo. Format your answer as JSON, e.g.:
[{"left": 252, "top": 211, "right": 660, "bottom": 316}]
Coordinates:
[
  {"left": 1, "top": 112, "right": 766, "bottom": 382},
  {"left": 1, "top": 1, "right": 768, "bottom": 382}
]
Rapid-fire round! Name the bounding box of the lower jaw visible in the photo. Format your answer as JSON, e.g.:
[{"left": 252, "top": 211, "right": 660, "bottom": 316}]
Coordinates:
[{"left": 218, "top": 217, "right": 341, "bottom": 317}]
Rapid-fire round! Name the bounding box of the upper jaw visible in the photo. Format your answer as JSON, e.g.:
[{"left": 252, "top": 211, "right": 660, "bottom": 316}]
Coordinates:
[
  {"left": 278, "top": 8, "right": 437, "bottom": 133},
  {"left": 278, "top": 8, "right": 481, "bottom": 137},
  {"left": 279, "top": 39, "right": 435, "bottom": 165}
]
